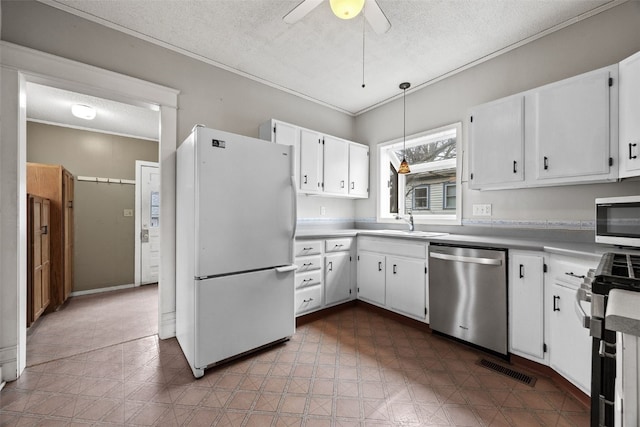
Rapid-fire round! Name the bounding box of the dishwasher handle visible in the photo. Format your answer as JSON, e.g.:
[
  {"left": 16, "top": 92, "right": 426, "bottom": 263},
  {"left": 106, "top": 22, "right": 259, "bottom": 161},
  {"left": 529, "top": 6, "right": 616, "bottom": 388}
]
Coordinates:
[{"left": 429, "top": 251, "right": 503, "bottom": 266}]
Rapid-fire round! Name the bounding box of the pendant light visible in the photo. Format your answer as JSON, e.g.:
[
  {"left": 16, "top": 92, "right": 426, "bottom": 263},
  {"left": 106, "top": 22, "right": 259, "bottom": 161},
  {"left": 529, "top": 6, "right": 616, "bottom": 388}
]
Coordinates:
[
  {"left": 398, "top": 82, "right": 411, "bottom": 174},
  {"left": 330, "top": 0, "right": 365, "bottom": 20}
]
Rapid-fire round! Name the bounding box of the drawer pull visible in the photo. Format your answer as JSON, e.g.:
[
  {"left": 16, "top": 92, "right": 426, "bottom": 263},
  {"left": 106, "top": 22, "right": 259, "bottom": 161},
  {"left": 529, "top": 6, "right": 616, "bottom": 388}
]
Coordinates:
[
  {"left": 303, "top": 298, "right": 314, "bottom": 303},
  {"left": 334, "top": 244, "right": 343, "bottom": 248},
  {"left": 565, "top": 272, "right": 585, "bottom": 279},
  {"left": 302, "top": 278, "right": 313, "bottom": 283},
  {"left": 303, "top": 263, "right": 313, "bottom": 267},
  {"left": 303, "top": 247, "right": 313, "bottom": 251}
]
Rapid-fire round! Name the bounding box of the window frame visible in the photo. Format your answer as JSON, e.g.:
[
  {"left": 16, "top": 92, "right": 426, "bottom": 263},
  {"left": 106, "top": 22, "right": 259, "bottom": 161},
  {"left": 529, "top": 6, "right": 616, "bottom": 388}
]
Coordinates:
[
  {"left": 442, "top": 182, "right": 456, "bottom": 210},
  {"left": 376, "top": 122, "right": 462, "bottom": 225},
  {"left": 411, "top": 185, "right": 430, "bottom": 211}
]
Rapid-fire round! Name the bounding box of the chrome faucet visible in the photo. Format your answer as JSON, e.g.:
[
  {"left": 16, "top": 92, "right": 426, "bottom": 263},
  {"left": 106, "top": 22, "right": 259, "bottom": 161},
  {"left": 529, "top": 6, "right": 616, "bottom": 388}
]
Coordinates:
[{"left": 395, "top": 211, "right": 414, "bottom": 232}]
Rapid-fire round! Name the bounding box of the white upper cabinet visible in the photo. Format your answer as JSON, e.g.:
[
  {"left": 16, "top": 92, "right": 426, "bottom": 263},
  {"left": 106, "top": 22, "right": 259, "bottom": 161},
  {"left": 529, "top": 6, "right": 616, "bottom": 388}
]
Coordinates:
[
  {"left": 299, "top": 129, "right": 323, "bottom": 193},
  {"left": 323, "top": 135, "right": 349, "bottom": 195},
  {"left": 348, "top": 143, "right": 369, "bottom": 198},
  {"left": 529, "top": 66, "right": 617, "bottom": 184},
  {"left": 467, "top": 64, "right": 618, "bottom": 190},
  {"left": 619, "top": 50, "right": 640, "bottom": 178},
  {"left": 469, "top": 95, "right": 525, "bottom": 190},
  {"left": 260, "top": 119, "right": 369, "bottom": 199}
]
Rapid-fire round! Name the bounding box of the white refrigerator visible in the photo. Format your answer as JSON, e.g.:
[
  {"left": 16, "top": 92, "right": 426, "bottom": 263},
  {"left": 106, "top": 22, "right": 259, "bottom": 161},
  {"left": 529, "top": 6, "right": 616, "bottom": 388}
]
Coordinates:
[{"left": 176, "top": 126, "right": 297, "bottom": 378}]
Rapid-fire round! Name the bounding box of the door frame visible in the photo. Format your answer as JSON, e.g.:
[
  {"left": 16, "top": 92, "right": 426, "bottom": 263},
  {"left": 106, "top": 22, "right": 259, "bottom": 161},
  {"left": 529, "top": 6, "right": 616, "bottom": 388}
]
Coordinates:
[
  {"left": 135, "top": 160, "right": 160, "bottom": 286},
  {"left": 0, "top": 41, "right": 179, "bottom": 381}
]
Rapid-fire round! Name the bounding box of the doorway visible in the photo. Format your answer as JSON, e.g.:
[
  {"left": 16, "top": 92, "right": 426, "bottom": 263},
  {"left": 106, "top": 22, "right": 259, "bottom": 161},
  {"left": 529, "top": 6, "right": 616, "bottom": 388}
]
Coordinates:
[
  {"left": 135, "top": 160, "right": 160, "bottom": 286},
  {"left": 0, "top": 43, "right": 179, "bottom": 380}
]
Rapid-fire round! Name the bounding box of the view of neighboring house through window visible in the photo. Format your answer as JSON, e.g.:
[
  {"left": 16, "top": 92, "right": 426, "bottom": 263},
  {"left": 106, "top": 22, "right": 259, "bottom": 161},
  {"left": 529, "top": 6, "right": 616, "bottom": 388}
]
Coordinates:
[{"left": 378, "top": 123, "right": 461, "bottom": 224}]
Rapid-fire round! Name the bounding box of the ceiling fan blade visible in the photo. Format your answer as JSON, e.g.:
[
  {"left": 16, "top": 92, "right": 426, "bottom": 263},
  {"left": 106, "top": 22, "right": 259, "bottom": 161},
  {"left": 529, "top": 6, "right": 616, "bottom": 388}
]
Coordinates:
[
  {"left": 364, "top": 0, "right": 391, "bottom": 34},
  {"left": 283, "top": 0, "right": 324, "bottom": 24}
]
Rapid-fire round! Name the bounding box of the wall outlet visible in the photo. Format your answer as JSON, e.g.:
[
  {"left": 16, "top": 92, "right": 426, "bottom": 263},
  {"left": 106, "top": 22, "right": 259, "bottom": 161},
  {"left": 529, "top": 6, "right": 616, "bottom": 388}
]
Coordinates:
[
  {"left": 320, "top": 206, "right": 326, "bottom": 216},
  {"left": 472, "top": 204, "right": 492, "bottom": 217},
  {"left": 123, "top": 209, "right": 134, "bottom": 217}
]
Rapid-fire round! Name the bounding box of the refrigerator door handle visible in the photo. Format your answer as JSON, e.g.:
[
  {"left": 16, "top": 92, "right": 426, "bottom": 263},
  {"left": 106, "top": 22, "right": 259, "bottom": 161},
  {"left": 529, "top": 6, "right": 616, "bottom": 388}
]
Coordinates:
[
  {"left": 276, "top": 264, "right": 298, "bottom": 273},
  {"left": 291, "top": 175, "right": 298, "bottom": 238}
]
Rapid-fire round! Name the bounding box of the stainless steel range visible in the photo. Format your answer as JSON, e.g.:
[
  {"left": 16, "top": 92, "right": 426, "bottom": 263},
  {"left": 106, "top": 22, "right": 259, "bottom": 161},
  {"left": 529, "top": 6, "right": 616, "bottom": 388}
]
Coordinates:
[{"left": 578, "top": 252, "right": 640, "bottom": 426}]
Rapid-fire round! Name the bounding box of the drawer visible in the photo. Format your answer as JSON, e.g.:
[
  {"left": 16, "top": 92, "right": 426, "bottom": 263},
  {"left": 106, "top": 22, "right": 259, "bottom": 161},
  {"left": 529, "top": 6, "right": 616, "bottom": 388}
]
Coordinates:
[
  {"left": 295, "top": 240, "right": 322, "bottom": 257},
  {"left": 296, "top": 256, "right": 322, "bottom": 272},
  {"left": 325, "top": 238, "right": 353, "bottom": 253},
  {"left": 550, "top": 255, "right": 598, "bottom": 289},
  {"left": 295, "top": 270, "right": 322, "bottom": 289},
  {"left": 295, "top": 285, "right": 322, "bottom": 315}
]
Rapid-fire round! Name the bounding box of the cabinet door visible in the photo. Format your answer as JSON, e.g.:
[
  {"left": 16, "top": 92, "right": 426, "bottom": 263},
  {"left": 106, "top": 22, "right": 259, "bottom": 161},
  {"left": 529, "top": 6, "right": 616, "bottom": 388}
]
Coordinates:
[
  {"left": 620, "top": 51, "right": 640, "bottom": 178},
  {"left": 325, "top": 252, "right": 352, "bottom": 306},
  {"left": 386, "top": 256, "right": 426, "bottom": 321},
  {"left": 469, "top": 95, "right": 525, "bottom": 189},
  {"left": 348, "top": 143, "right": 369, "bottom": 198},
  {"left": 532, "top": 67, "right": 613, "bottom": 182},
  {"left": 273, "top": 121, "right": 301, "bottom": 186},
  {"left": 323, "top": 136, "right": 349, "bottom": 195},
  {"left": 509, "top": 252, "right": 545, "bottom": 360},
  {"left": 549, "top": 282, "right": 592, "bottom": 394},
  {"left": 357, "top": 252, "right": 386, "bottom": 306},
  {"left": 299, "top": 129, "right": 323, "bottom": 193}
]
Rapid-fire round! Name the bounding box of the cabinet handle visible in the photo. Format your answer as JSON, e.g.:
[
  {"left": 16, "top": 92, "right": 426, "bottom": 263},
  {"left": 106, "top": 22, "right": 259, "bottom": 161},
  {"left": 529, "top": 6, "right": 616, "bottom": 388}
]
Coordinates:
[
  {"left": 378, "top": 261, "right": 382, "bottom": 271},
  {"left": 543, "top": 156, "right": 549, "bottom": 170},
  {"left": 565, "top": 271, "right": 585, "bottom": 279},
  {"left": 513, "top": 160, "right": 517, "bottom": 174},
  {"left": 351, "top": 182, "right": 355, "bottom": 190},
  {"left": 334, "top": 244, "right": 343, "bottom": 248},
  {"left": 303, "top": 174, "right": 308, "bottom": 184},
  {"left": 303, "top": 263, "right": 312, "bottom": 267},
  {"left": 630, "top": 143, "right": 638, "bottom": 160},
  {"left": 328, "top": 261, "right": 333, "bottom": 272},
  {"left": 393, "top": 264, "right": 397, "bottom": 274},
  {"left": 303, "top": 247, "right": 313, "bottom": 251},
  {"left": 553, "top": 295, "right": 560, "bottom": 312},
  {"left": 340, "top": 180, "right": 345, "bottom": 188},
  {"left": 302, "top": 278, "right": 313, "bottom": 283},
  {"left": 519, "top": 264, "right": 524, "bottom": 279},
  {"left": 303, "top": 298, "right": 314, "bottom": 303}
]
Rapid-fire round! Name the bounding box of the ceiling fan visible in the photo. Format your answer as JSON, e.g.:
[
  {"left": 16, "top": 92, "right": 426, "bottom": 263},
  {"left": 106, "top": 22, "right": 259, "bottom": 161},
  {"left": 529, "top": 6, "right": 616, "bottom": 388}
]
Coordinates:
[{"left": 283, "top": 0, "right": 392, "bottom": 34}]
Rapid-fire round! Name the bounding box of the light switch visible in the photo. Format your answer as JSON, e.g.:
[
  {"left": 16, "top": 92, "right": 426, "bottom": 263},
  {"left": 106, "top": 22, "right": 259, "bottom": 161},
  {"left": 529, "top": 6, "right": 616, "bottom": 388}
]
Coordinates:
[
  {"left": 472, "top": 204, "right": 492, "bottom": 217},
  {"left": 124, "top": 209, "right": 134, "bottom": 217}
]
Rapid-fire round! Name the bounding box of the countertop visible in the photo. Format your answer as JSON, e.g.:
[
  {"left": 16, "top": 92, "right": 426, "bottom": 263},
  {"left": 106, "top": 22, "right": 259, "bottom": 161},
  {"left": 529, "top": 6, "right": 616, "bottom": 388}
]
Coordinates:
[
  {"left": 296, "top": 228, "right": 612, "bottom": 259},
  {"left": 606, "top": 289, "right": 640, "bottom": 336}
]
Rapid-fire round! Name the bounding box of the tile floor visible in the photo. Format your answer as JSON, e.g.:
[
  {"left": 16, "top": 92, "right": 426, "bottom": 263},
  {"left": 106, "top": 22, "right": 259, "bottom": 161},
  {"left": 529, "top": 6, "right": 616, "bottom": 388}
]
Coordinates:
[{"left": 2, "top": 286, "right": 589, "bottom": 426}]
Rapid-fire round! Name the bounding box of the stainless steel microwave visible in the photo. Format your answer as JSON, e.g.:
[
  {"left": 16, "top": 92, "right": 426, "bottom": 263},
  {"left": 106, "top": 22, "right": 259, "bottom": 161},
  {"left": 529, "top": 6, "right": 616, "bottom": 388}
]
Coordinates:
[{"left": 595, "top": 195, "right": 640, "bottom": 247}]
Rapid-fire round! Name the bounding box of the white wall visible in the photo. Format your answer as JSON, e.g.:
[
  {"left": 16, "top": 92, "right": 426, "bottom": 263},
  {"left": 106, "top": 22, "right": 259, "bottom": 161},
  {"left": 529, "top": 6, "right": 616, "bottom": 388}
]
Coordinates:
[
  {"left": 0, "top": 0, "right": 358, "bottom": 222},
  {"left": 354, "top": 1, "right": 640, "bottom": 227}
]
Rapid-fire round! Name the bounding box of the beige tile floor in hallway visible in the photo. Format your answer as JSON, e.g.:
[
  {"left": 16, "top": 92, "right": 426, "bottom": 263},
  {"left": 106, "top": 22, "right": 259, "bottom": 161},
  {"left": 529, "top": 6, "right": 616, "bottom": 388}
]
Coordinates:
[{"left": 2, "top": 286, "right": 590, "bottom": 426}]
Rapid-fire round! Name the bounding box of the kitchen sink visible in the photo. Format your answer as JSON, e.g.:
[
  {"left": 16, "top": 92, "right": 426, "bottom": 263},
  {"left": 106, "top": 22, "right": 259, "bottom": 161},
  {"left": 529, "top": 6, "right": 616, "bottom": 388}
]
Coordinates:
[{"left": 366, "top": 230, "right": 449, "bottom": 238}]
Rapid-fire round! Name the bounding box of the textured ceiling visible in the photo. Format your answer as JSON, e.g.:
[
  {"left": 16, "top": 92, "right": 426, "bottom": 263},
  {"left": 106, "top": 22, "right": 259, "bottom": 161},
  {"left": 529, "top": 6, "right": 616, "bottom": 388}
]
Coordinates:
[{"left": 40, "top": 0, "right": 620, "bottom": 116}]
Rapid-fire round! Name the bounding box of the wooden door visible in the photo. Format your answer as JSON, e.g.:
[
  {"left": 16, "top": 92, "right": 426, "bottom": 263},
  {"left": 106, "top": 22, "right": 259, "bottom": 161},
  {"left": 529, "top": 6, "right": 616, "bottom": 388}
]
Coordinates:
[{"left": 27, "top": 195, "right": 50, "bottom": 326}]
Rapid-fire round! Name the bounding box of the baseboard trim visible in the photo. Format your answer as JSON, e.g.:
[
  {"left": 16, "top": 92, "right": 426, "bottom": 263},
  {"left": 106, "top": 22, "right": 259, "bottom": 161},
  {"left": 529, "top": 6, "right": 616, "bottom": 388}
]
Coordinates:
[{"left": 70, "top": 283, "right": 136, "bottom": 297}]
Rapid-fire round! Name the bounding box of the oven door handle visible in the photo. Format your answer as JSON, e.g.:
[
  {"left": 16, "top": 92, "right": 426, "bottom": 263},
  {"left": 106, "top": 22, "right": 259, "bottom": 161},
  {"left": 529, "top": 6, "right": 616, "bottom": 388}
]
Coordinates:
[{"left": 575, "top": 288, "right": 591, "bottom": 329}]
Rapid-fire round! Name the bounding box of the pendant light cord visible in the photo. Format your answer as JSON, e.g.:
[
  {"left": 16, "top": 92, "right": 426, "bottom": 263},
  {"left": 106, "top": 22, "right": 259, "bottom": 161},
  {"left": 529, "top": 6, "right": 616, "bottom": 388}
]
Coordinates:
[{"left": 362, "top": 15, "right": 366, "bottom": 88}]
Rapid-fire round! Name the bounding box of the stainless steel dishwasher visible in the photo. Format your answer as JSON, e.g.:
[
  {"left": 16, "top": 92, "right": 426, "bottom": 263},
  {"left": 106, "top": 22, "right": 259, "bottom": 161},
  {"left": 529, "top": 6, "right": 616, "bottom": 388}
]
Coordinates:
[{"left": 429, "top": 244, "right": 508, "bottom": 356}]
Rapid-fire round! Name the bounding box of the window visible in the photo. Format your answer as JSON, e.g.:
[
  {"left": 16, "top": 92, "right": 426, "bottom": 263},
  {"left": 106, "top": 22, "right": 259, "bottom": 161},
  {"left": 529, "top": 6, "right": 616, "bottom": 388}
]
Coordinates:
[
  {"left": 443, "top": 182, "right": 456, "bottom": 210},
  {"left": 378, "top": 122, "right": 461, "bottom": 224},
  {"left": 412, "top": 185, "right": 429, "bottom": 210}
]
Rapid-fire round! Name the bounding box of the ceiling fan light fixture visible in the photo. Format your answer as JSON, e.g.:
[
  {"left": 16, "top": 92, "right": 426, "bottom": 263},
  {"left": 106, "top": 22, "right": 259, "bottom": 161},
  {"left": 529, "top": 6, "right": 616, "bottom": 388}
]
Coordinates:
[
  {"left": 71, "top": 104, "right": 96, "bottom": 120},
  {"left": 330, "top": 0, "right": 365, "bottom": 20}
]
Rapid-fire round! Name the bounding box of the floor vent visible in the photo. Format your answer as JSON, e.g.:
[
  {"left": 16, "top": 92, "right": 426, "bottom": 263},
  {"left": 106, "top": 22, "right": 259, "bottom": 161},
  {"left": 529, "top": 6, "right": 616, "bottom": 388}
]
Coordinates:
[{"left": 477, "top": 358, "right": 537, "bottom": 387}]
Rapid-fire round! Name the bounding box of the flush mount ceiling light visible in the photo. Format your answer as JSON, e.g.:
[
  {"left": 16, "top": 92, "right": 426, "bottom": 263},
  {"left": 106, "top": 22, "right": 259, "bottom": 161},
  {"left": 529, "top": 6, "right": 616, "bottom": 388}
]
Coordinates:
[
  {"left": 71, "top": 104, "right": 96, "bottom": 120},
  {"left": 398, "top": 82, "right": 411, "bottom": 174},
  {"left": 330, "top": 0, "right": 365, "bottom": 19}
]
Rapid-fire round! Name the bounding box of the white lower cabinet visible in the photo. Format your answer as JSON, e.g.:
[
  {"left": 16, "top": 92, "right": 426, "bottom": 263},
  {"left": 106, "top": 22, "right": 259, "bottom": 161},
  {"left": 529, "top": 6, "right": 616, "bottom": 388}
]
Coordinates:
[
  {"left": 325, "top": 251, "right": 352, "bottom": 307},
  {"left": 386, "top": 256, "right": 427, "bottom": 320},
  {"left": 357, "top": 236, "right": 428, "bottom": 322},
  {"left": 547, "top": 254, "right": 598, "bottom": 395},
  {"left": 294, "top": 237, "right": 354, "bottom": 316},
  {"left": 356, "top": 252, "right": 386, "bottom": 306},
  {"left": 509, "top": 251, "right": 547, "bottom": 363}
]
